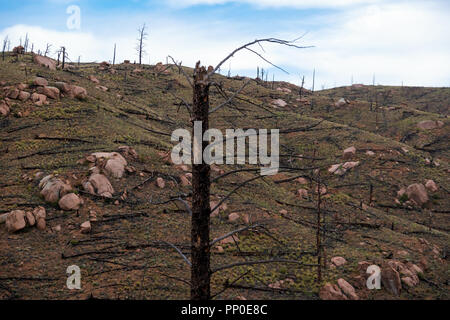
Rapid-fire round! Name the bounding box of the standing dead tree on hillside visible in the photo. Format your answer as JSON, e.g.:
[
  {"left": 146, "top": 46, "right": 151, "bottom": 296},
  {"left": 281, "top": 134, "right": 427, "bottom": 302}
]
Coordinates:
[
  {"left": 44, "top": 43, "right": 52, "bottom": 57},
  {"left": 113, "top": 43, "right": 117, "bottom": 66},
  {"left": 2, "top": 36, "right": 8, "bottom": 61},
  {"left": 61, "top": 47, "right": 67, "bottom": 69},
  {"left": 23, "top": 33, "right": 29, "bottom": 53},
  {"left": 299, "top": 75, "right": 305, "bottom": 96},
  {"left": 136, "top": 23, "right": 148, "bottom": 65},
  {"left": 56, "top": 47, "right": 68, "bottom": 69},
  {"left": 168, "top": 37, "right": 311, "bottom": 300},
  {"left": 310, "top": 68, "right": 315, "bottom": 110}
]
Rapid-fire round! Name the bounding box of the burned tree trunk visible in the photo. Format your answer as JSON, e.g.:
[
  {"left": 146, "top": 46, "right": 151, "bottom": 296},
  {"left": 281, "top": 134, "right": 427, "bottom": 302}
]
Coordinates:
[
  {"left": 299, "top": 75, "right": 304, "bottom": 96},
  {"left": 62, "top": 47, "right": 66, "bottom": 70},
  {"left": 113, "top": 43, "right": 116, "bottom": 66},
  {"left": 2, "top": 36, "right": 8, "bottom": 61},
  {"left": 311, "top": 68, "right": 315, "bottom": 110},
  {"left": 191, "top": 62, "right": 212, "bottom": 300},
  {"left": 316, "top": 170, "right": 322, "bottom": 283},
  {"left": 137, "top": 24, "right": 147, "bottom": 66}
]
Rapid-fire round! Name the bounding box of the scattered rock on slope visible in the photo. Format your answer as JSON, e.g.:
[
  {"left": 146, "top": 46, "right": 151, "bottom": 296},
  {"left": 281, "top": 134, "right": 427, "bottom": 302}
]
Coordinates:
[
  {"left": 2, "top": 207, "right": 47, "bottom": 233},
  {"left": 33, "top": 206, "right": 47, "bottom": 231},
  {"left": 425, "top": 180, "right": 438, "bottom": 192},
  {"left": 319, "top": 283, "right": 348, "bottom": 300},
  {"left": 18, "top": 91, "right": 30, "bottom": 101},
  {"left": 80, "top": 221, "right": 91, "bottom": 234},
  {"left": 335, "top": 98, "right": 349, "bottom": 107},
  {"left": 5, "top": 210, "right": 27, "bottom": 233},
  {"left": 89, "top": 75, "right": 100, "bottom": 83},
  {"left": 54, "top": 82, "right": 72, "bottom": 94},
  {"left": 7, "top": 88, "right": 20, "bottom": 99},
  {"left": 328, "top": 161, "right": 359, "bottom": 175},
  {"left": 272, "top": 98, "right": 287, "bottom": 108},
  {"left": 406, "top": 183, "right": 429, "bottom": 207},
  {"left": 381, "top": 262, "right": 401, "bottom": 296},
  {"left": 331, "top": 256, "right": 347, "bottom": 267},
  {"left": 90, "top": 152, "right": 128, "bottom": 178},
  {"left": 33, "top": 76, "right": 48, "bottom": 87},
  {"left": 96, "top": 85, "right": 108, "bottom": 92},
  {"left": 343, "top": 146, "right": 356, "bottom": 159},
  {"left": 297, "top": 188, "right": 308, "bottom": 199},
  {"left": 84, "top": 173, "right": 114, "bottom": 198},
  {"left": 25, "top": 211, "right": 36, "bottom": 226},
  {"left": 39, "top": 175, "right": 72, "bottom": 203},
  {"left": 328, "top": 163, "right": 346, "bottom": 175},
  {"left": 117, "top": 146, "right": 138, "bottom": 160},
  {"left": 417, "top": 120, "right": 444, "bottom": 130},
  {"left": 31, "top": 93, "right": 48, "bottom": 106},
  {"left": 156, "top": 177, "right": 165, "bottom": 189},
  {"left": 276, "top": 87, "right": 291, "bottom": 93},
  {"left": 71, "top": 85, "right": 88, "bottom": 100},
  {"left": 37, "top": 86, "right": 60, "bottom": 99},
  {"left": 337, "top": 278, "right": 359, "bottom": 300},
  {"left": 0, "top": 100, "right": 10, "bottom": 116},
  {"left": 228, "top": 212, "right": 240, "bottom": 222},
  {"left": 13, "top": 46, "right": 25, "bottom": 55},
  {"left": 58, "top": 193, "right": 83, "bottom": 211}
]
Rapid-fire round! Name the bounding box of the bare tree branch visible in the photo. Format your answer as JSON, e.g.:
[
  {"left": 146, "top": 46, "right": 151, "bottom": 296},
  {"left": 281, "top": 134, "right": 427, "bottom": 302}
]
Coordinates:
[
  {"left": 212, "top": 260, "right": 318, "bottom": 274},
  {"left": 168, "top": 55, "right": 193, "bottom": 87},
  {"left": 136, "top": 23, "right": 148, "bottom": 65},
  {"left": 210, "top": 223, "right": 262, "bottom": 247},
  {"left": 168, "top": 90, "right": 192, "bottom": 113},
  {"left": 176, "top": 197, "right": 193, "bottom": 216},
  {"left": 209, "top": 79, "right": 251, "bottom": 114},
  {"left": 245, "top": 47, "right": 289, "bottom": 74},
  {"left": 211, "top": 175, "right": 265, "bottom": 214},
  {"left": 161, "top": 241, "right": 192, "bottom": 267},
  {"left": 208, "top": 37, "right": 313, "bottom": 79}
]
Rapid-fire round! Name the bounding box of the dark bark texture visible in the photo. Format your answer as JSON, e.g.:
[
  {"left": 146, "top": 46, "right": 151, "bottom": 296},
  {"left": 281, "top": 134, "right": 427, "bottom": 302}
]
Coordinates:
[{"left": 190, "top": 62, "right": 211, "bottom": 300}]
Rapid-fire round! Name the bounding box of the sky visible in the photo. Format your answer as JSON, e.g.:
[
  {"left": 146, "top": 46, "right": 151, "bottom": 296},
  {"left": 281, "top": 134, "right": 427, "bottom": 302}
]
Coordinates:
[{"left": 0, "top": 0, "right": 449, "bottom": 89}]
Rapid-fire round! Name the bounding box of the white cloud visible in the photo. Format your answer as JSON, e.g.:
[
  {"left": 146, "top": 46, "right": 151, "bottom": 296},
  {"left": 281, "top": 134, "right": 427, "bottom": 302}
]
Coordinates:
[
  {"left": 1, "top": 1, "right": 449, "bottom": 88},
  {"left": 293, "top": 1, "right": 450, "bottom": 87},
  {"left": 166, "top": 0, "right": 385, "bottom": 9}
]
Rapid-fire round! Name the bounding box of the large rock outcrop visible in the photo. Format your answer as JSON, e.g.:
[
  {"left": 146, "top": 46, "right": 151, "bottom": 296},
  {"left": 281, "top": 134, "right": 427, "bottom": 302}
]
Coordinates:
[{"left": 33, "top": 55, "right": 57, "bottom": 70}]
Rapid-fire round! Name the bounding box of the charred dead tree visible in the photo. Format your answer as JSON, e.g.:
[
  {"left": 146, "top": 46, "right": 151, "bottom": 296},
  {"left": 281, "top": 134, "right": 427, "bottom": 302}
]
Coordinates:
[
  {"left": 62, "top": 47, "right": 66, "bottom": 69},
  {"left": 23, "top": 33, "right": 29, "bottom": 53},
  {"left": 44, "top": 43, "right": 51, "bottom": 57},
  {"left": 310, "top": 68, "right": 315, "bottom": 110},
  {"left": 136, "top": 24, "right": 148, "bottom": 65},
  {"left": 2, "top": 36, "right": 8, "bottom": 61},
  {"left": 190, "top": 63, "right": 212, "bottom": 300},
  {"left": 316, "top": 170, "right": 323, "bottom": 283},
  {"left": 169, "top": 37, "right": 311, "bottom": 300},
  {"left": 299, "top": 75, "right": 305, "bottom": 96},
  {"left": 58, "top": 47, "right": 67, "bottom": 69},
  {"left": 113, "top": 43, "right": 116, "bottom": 66}
]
